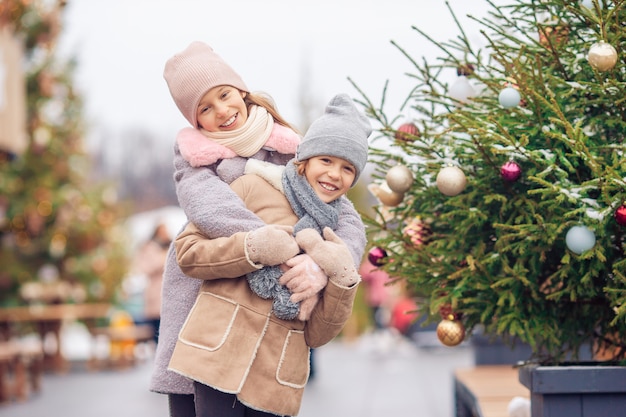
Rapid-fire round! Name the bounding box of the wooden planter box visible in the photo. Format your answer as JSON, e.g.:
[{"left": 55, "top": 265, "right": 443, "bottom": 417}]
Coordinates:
[
  {"left": 519, "top": 363, "right": 626, "bottom": 417},
  {"left": 471, "top": 333, "right": 533, "bottom": 365},
  {"left": 470, "top": 329, "right": 592, "bottom": 366}
]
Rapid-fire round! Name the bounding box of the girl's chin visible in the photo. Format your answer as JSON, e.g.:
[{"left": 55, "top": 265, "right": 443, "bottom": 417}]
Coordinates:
[{"left": 314, "top": 191, "right": 336, "bottom": 203}]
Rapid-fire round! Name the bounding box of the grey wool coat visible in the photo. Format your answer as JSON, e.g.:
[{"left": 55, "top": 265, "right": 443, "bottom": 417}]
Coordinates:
[{"left": 149, "top": 126, "right": 367, "bottom": 396}]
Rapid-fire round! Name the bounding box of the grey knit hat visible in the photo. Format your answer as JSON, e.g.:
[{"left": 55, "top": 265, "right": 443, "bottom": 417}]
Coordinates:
[
  {"left": 296, "top": 94, "right": 371, "bottom": 187},
  {"left": 164, "top": 41, "right": 249, "bottom": 128}
]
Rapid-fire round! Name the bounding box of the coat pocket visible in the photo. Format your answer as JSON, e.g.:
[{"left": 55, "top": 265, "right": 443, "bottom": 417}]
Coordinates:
[
  {"left": 178, "top": 292, "right": 239, "bottom": 350},
  {"left": 276, "top": 330, "right": 309, "bottom": 388}
]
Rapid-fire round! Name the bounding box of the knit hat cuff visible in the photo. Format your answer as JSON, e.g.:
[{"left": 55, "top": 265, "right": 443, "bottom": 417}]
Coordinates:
[
  {"left": 295, "top": 93, "right": 371, "bottom": 187},
  {"left": 164, "top": 42, "right": 248, "bottom": 127},
  {"left": 297, "top": 135, "right": 369, "bottom": 185}
]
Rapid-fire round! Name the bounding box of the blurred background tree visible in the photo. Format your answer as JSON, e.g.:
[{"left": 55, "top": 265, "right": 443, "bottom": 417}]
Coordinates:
[
  {"left": 0, "top": 0, "right": 128, "bottom": 306},
  {"left": 353, "top": 0, "right": 625, "bottom": 364}
]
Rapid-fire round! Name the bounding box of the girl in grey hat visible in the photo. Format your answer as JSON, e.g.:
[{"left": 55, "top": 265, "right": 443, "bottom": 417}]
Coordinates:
[{"left": 151, "top": 41, "right": 367, "bottom": 417}]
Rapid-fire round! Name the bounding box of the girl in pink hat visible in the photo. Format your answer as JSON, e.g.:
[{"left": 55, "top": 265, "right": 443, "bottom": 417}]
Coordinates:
[
  {"left": 150, "top": 42, "right": 367, "bottom": 417},
  {"left": 169, "top": 94, "right": 371, "bottom": 417}
]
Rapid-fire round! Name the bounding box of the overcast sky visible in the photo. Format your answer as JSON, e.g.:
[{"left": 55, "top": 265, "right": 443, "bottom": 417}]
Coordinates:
[{"left": 58, "top": 0, "right": 497, "bottom": 142}]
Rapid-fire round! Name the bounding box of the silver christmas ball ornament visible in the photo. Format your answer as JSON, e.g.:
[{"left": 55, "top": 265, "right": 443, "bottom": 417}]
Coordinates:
[
  {"left": 436, "top": 166, "right": 467, "bottom": 196},
  {"left": 587, "top": 41, "right": 618, "bottom": 72},
  {"left": 386, "top": 165, "right": 414, "bottom": 194}
]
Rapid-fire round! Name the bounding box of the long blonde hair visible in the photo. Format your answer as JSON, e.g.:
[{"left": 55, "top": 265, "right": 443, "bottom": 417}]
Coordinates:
[{"left": 245, "top": 92, "right": 300, "bottom": 135}]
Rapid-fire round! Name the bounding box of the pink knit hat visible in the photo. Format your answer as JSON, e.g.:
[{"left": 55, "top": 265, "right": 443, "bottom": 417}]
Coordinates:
[{"left": 164, "top": 41, "right": 249, "bottom": 127}]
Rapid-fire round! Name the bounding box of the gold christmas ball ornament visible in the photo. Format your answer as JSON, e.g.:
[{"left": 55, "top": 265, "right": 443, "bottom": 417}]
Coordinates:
[
  {"left": 368, "top": 182, "right": 404, "bottom": 207},
  {"left": 436, "top": 166, "right": 467, "bottom": 196},
  {"left": 587, "top": 41, "right": 618, "bottom": 72},
  {"left": 436, "top": 317, "right": 466, "bottom": 347},
  {"left": 386, "top": 165, "right": 414, "bottom": 194}
]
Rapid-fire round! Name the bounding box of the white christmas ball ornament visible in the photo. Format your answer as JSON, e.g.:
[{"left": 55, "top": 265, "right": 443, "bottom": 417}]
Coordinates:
[
  {"left": 565, "top": 225, "right": 596, "bottom": 254},
  {"left": 386, "top": 165, "right": 414, "bottom": 193},
  {"left": 499, "top": 87, "right": 521, "bottom": 108},
  {"left": 587, "top": 41, "right": 618, "bottom": 72},
  {"left": 507, "top": 396, "right": 531, "bottom": 417},
  {"left": 449, "top": 76, "right": 476, "bottom": 104},
  {"left": 436, "top": 166, "right": 467, "bottom": 196},
  {"left": 581, "top": 0, "right": 601, "bottom": 10}
]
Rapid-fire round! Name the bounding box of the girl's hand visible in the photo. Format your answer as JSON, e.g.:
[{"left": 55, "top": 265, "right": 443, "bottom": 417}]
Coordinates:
[
  {"left": 245, "top": 225, "right": 298, "bottom": 266},
  {"left": 295, "top": 228, "right": 360, "bottom": 287},
  {"left": 279, "top": 254, "right": 328, "bottom": 303}
]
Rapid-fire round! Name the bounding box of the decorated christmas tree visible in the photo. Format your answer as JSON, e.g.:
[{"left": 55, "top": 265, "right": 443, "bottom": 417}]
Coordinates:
[
  {"left": 353, "top": 0, "right": 625, "bottom": 364},
  {"left": 0, "top": 0, "right": 128, "bottom": 306}
]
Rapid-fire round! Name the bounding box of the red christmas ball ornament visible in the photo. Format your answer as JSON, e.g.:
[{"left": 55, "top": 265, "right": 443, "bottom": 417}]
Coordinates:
[
  {"left": 367, "top": 246, "right": 388, "bottom": 267},
  {"left": 615, "top": 205, "right": 626, "bottom": 226},
  {"left": 456, "top": 63, "right": 475, "bottom": 76},
  {"left": 500, "top": 161, "right": 522, "bottom": 182},
  {"left": 395, "top": 122, "right": 420, "bottom": 142},
  {"left": 438, "top": 304, "right": 453, "bottom": 319}
]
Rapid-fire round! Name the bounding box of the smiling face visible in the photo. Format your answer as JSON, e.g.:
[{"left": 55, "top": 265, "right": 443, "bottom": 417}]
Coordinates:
[
  {"left": 303, "top": 156, "right": 356, "bottom": 203},
  {"left": 196, "top": 85, "right": 248, "bottom": 131}
]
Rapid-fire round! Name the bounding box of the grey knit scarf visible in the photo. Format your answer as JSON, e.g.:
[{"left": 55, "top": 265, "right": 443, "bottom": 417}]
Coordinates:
[
  {"left": 247, "top": 160, "right": 340, "bottom": 320},
  {"left": 283, "top": 161, "right": 340, "bottom": 233}
]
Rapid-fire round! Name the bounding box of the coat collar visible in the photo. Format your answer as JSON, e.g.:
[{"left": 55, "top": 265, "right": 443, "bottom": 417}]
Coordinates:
[{"left": 176, "top": 124, "right": 301, "bottom": 167}]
